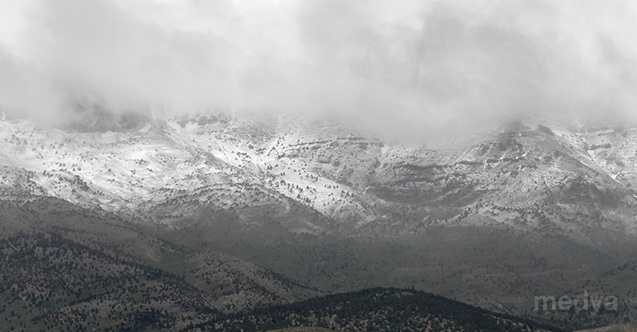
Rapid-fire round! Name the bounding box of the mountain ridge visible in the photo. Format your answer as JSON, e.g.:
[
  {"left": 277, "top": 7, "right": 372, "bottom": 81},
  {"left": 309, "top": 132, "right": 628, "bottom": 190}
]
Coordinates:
[
  {"left": 1, "top": 113, "right": 637, "bottom": 328},
  {"left": 3, "top": 114, "right": 637, "bottom": 234}
]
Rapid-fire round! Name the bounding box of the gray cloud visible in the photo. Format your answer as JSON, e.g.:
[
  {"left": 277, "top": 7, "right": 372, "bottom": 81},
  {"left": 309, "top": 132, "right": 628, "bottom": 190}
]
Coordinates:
[{"left": 0, "top": 0, "right": 636, "bottom": 142}]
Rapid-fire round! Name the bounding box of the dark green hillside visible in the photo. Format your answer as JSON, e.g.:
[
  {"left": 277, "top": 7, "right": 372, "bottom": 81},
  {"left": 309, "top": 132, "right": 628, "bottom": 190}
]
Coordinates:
[
  {"left": 0, "top": 198, "right": 316, "bottom": 331},
  {"left": 577, "top": 324, "right": 637, "bottom": 332},
  {"left": 190, "top": 288, "right": 563, "bottom": 332},
  {"left": 267, "top": 328, "right": 336, "bottom": 332},
  {"left": 0, "top": 231, "right": 214, "bottom": 331}
]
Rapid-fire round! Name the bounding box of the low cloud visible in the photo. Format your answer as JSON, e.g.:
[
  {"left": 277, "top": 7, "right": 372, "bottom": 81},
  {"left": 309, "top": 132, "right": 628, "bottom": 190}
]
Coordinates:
[{"left": 0, "top": 0, "right": 636, "bottom": 142}]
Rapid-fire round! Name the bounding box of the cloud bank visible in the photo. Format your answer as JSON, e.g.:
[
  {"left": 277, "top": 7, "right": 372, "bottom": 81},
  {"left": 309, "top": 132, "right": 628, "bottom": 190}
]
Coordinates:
[{"left": 0, "top": 0, "right": 636, "bottom": 142}]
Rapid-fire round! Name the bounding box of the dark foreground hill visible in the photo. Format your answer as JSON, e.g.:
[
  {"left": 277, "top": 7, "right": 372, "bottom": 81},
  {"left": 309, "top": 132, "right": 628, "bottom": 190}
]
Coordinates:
[
  {"left": 0, "top": 198, "right": 315, "bottom": 331},
  {"left": 188, "top": 288, "right": 563, "bottom": 332},
  {"left": 577, "top": 324, "right": 637, "bottom": 332},
  {"left": 0, "top": 197, "right": 563, "bottom": 331}
]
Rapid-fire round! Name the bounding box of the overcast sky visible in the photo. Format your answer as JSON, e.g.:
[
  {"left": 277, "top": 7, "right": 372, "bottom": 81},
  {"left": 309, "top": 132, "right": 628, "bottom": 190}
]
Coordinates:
[{"left": 0, "top": 0, "right": 636, "bottom": 142}]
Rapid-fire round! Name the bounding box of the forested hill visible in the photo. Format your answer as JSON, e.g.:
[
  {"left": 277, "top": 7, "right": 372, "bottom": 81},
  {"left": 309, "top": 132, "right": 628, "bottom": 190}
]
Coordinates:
[{"left": 188, "top": 287, "right": 563, "bottom": 332}]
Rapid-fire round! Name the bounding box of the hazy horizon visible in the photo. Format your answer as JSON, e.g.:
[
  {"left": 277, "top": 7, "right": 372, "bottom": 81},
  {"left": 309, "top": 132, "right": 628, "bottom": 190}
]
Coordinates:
[{"left": 1, "top": 0, "right": 637, "bottom": 143}]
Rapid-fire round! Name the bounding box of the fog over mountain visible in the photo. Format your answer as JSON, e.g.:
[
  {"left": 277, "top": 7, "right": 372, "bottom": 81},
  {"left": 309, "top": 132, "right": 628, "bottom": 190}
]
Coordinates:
[
  {"left": 4, "top": 1, "right": 637, "bottom": 331},
  {"left": 1, "top": 0, "right": 637, "bottom": 144}
]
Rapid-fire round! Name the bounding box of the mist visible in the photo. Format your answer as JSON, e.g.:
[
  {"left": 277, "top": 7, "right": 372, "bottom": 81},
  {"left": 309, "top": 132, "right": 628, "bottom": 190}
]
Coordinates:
[{"left": 0, "top": 0, "right": 636, "bottom": 143}]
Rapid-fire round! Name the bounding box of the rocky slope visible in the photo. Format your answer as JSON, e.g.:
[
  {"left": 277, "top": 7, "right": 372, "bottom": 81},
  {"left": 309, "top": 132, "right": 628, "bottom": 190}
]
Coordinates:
[{"left": 1, "top": 110, "right": 637, "bottom": 329}]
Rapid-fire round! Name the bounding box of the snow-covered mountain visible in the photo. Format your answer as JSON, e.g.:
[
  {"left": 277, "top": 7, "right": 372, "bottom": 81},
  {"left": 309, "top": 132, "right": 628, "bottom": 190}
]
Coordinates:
[
  {"left": 2, "top": 112, "right": 637, "bottom": 239},
  {"left": 3, "top": 110, "right": 637, "bottom": 325}
]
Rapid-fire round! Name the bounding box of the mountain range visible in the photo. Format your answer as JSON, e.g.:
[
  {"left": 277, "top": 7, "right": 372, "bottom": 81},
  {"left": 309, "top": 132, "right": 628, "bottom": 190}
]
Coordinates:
[{"left": 1, "top": 108, "right": 636, "bottom": 330}]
